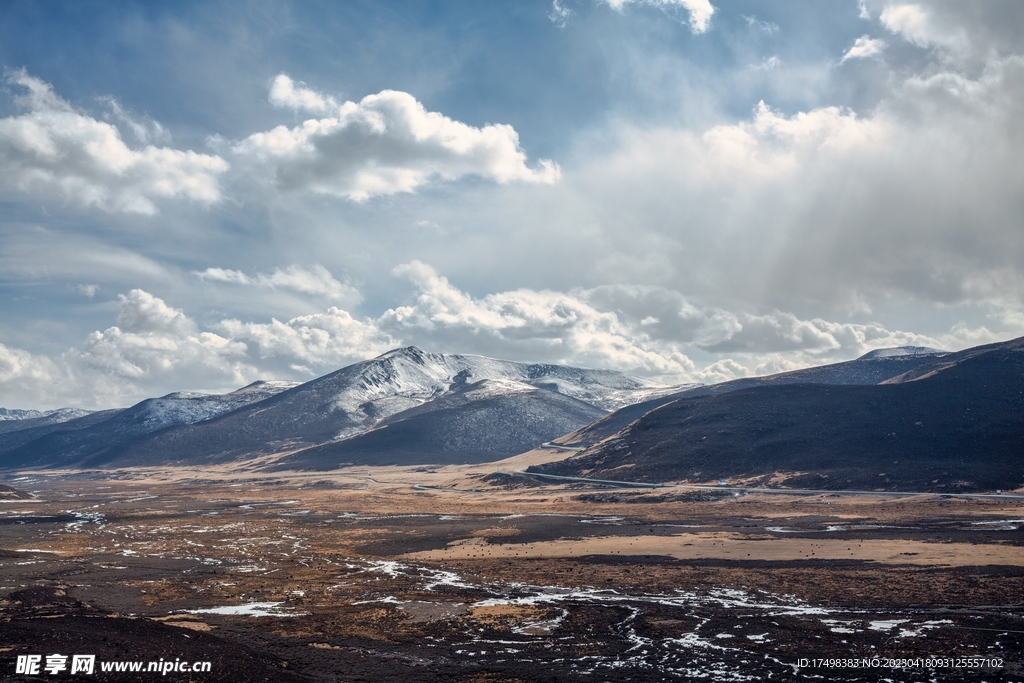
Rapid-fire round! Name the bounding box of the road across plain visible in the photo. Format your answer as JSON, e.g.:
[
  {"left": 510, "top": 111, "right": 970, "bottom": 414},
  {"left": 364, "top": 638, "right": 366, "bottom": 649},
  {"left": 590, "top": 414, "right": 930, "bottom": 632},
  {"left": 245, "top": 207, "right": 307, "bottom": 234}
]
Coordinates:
[{"left": 511, "top": 469, "right": 1024, "bottom": 500}]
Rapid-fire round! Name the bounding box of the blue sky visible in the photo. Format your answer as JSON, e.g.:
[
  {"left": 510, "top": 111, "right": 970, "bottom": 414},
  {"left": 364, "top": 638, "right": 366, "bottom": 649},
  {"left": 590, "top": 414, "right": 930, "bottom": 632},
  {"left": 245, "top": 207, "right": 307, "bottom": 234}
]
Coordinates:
[{"left": 1, "top": 0, "right": 1023, "bottom": 409}]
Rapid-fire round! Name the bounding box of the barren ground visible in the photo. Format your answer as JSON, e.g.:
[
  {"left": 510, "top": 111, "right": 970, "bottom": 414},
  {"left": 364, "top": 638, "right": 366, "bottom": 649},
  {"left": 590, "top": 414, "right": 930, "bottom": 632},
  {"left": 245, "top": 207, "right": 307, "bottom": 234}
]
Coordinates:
[{"left": 1, "top": 461, "right": 1022, "bottom": 682}]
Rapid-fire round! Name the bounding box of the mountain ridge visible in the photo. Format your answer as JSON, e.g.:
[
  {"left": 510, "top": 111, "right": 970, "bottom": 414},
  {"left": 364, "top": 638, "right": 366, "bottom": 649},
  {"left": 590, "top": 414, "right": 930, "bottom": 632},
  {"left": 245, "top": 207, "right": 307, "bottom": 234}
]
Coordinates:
[
  {"left": 531, "top": 337, "right": 1024, "bottom": 492},
  {"left": 0, "top": 347, "right": 678, "bottom": 468}
]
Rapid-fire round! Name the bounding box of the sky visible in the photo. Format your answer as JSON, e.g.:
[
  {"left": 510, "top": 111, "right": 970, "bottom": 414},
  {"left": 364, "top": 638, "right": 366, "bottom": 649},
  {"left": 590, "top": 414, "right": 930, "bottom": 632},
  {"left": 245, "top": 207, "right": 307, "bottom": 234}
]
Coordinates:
[{"left": 1, "top": 0, "right": 1023, "bottom": 410}]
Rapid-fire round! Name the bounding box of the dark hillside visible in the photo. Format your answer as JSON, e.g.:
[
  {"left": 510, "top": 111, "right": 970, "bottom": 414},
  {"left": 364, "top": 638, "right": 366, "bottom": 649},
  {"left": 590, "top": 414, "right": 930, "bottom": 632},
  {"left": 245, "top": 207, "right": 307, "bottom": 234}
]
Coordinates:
[
  {"left": 533, "top": 338, "right": 1024, "bottom": 492},
  {"left": 277, "top": 382, "right": 605, "bottom": 469},
  {"left": 558, "top": 349, "right": 949, "bottom": 447}
]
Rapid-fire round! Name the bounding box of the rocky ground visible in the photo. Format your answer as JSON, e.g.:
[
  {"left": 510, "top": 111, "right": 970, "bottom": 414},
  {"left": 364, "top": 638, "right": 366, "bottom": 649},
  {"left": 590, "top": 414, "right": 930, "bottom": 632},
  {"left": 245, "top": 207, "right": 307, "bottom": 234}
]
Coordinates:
[{"left": 1, "top": 468, "right": 1022, "bottom": 682}]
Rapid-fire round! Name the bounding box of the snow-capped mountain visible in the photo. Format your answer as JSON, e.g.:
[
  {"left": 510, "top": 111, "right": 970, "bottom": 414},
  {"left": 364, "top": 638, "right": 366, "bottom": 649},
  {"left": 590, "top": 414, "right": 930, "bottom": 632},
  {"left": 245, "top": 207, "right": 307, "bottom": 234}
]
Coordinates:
[
  {"left": 110, "top": 380, "right": 303, "bottom": 436},
  {"left": 0, "top": 380, "right": 300, "bottom": 467},
  {"left": 0, "top": 407, "right": 94, "bottom": 435},
  {"left": 1, "top": 347, "right": 683, "bottom": 468},
  {"left": 320, "top": 346, "right": 681, "bottom": 438},
  {"left": 280, "top": 376, "right": 609, "bottom": 469}
]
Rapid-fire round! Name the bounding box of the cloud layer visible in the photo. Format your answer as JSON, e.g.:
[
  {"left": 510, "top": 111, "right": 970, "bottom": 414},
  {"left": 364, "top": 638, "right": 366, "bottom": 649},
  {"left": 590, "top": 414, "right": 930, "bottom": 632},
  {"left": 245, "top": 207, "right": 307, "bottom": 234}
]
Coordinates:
[
  {"left": 195, "top": 264, "right": 360, "bottom": 304},
  {"left": 0, "top": 71, "right": 227, "bottom": 214},
  {"left": 2, "top": 2, "right": 1023, "bottom": 413},
  {"left": 5, "top": 263, "right": 1018, "bottom": 410},
  {"left": 0, "top": 71, "right": 559, "bottom": 212}
]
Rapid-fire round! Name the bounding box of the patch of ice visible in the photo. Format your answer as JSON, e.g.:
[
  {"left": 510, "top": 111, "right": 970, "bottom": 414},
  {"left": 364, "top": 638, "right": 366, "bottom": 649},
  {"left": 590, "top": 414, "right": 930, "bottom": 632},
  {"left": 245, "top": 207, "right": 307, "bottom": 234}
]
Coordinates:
[
  {"left": 185, "top": 602, "right": 299, "bottom": 617},
  {"left": 869, "top": 619, "right": 909, "bottom": 631},
  {"left": 898, "top": 620, "right": 953, "bottom": 637}
]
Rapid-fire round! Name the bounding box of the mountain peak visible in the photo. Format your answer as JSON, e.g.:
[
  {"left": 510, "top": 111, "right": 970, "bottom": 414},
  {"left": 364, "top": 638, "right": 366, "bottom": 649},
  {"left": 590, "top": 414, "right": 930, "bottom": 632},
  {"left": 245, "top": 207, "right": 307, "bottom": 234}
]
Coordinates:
[
  {"left": 377, "top": 346, "right": 428, "bottom": 362},
  {"left": 857, "top": 346, "right": 945, "bottom": 361}
]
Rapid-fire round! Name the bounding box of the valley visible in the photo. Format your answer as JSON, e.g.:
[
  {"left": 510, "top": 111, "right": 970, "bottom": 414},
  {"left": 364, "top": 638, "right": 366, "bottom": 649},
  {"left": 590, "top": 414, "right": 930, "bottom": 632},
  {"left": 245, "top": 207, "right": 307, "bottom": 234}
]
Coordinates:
[
  {"left": 1, "top": 339, "right": 1022, "bottom": 681},
  {"left": 1, "top": 466, "right": 1022, "bottom": 682}
]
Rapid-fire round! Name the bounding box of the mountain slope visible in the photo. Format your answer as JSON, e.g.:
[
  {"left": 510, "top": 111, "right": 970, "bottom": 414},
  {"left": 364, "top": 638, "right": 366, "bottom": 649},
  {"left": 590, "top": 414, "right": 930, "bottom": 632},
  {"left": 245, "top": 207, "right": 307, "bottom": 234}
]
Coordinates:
[
  {"left": 532, "top": 338, "right": 1023, "bottom": 492},
  {"left": 557, "top": 346, "right": 949, "bottom": 447},
  {"left": 277, "top": 378, "right": 607, "bottom": 468},
  {"left": 0, "top": 408, "right": 94, "bottom": 435},
  {"left": 2, "top": 347, "right": 674, "bottom": 468},
  {"left": 0, "top": 381, "right": 299, "bottom": 468}
]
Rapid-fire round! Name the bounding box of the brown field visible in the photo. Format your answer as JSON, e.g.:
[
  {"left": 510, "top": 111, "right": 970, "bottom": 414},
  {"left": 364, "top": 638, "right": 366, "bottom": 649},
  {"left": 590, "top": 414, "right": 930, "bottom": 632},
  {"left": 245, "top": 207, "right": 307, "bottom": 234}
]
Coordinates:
[{"left": 1, "top": 462, "right": 1023, "bottom": 682}]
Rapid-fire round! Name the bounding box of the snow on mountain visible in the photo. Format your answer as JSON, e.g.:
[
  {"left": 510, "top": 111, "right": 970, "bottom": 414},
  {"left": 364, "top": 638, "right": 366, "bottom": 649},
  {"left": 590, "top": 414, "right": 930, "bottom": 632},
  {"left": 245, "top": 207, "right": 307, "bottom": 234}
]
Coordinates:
[
  {"left": 0, "top": 407, "right": 96, "bottom": 437},
  {"left": 0, "top": 380, "right": 302, "bottom": 468},
  {"left": 1, "top": 348, "right": 685, "bottom": 469},
  {"left": 857, "top": 346, "right": 946, "bottom": 360},
  {"left": 111, "top": 380, "right": 303, "bottom": 435},
  {"left": 0, "top": 407, "right": 92, "bottom": 422},
  {"left": 318, "top": 347, "right": 682, "bottom": 438},
  {"left": 280, "top": 376, "right": 609, "bottom": 469}
]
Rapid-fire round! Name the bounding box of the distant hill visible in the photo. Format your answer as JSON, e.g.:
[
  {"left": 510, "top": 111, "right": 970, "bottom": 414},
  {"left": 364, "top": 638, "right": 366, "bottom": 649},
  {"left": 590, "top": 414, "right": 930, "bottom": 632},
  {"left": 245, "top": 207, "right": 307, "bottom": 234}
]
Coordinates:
[
  {"left": 0, "top": 381, "right": 299, "bottom": 468},
  {"left": 531, "top": 337, "right": 1023, "bottom": 493},
  {"left": 558, "top": 345, "right": 949, "bottom": 448},
  {"left": 276, "top": 378, "right": 606, "bottom": 468},
  {"left": 0, "top": 348, "right": 676, "bottom": 469},
  {"left": 0, "top": 408, "right": 94, "bottom": 435}
]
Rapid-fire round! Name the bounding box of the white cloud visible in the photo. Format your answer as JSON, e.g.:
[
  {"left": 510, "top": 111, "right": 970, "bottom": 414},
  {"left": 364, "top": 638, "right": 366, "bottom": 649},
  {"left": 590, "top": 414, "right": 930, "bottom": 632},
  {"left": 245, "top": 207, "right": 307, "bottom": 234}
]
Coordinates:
[
  {"left": 219, "top": 308, "right": 395, "bottom": 374},
  {"left": 605, "top": 0, "right": 715, "bottom": 33},
  {"left": 195, "top": 264, "right": 359, "bottom": 303},
  {"left": 0, "top": 71, "right": 228, "bottom": 214},
  {"left": 268, "top": 74, "right": 338, "bottom": 115},
  {"left": 841, "top": 35, "right": 886, "bottom": 62},
  {"left": 378, "top": 261, "right": 696, "bottom": 378},
  {"left": 0, "top": 290, "right": 261, "bottom": 409},
  {"left": 742, "top": 15, "right": 778, "bottom": 34},
  {"left": 562, "top": 45, "right": 1024, "bottom": 308},
  {"left": 549, "top": 0, "right": 574, "bottom": 27},
  {"left": 0, "top": 342, "right": 64, "bottom": 409},
  {"left": 100, "top": 96, "right": 171, "bottom": 145},
  {"left": 3, "top": 270, "right": 1022, "bottom": 409},
  {"left": 77, "top": 284, "right": 99, "bottom": 298},
  {"left": 234, "top": 80, "right": 559, "bottom": 200},
  {"left": 879, "top": 3, "right": 966, "bottom": 52}
]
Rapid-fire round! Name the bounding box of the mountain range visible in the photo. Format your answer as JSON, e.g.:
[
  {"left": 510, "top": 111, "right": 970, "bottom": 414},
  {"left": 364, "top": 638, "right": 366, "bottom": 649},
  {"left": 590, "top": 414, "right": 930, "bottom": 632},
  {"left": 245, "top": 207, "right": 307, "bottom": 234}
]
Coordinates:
[
  {"left": 2, "top": 339, "right": 1021, "bottom": 493},
  {"left": 531, "top": 337, "right": 1024, "bottom": 492},
  {"left": 555, "top": 345, "right": 951, "bottom": 447},
  {"left": 0, "top": 347, "right": 679, "bottom": 469}
]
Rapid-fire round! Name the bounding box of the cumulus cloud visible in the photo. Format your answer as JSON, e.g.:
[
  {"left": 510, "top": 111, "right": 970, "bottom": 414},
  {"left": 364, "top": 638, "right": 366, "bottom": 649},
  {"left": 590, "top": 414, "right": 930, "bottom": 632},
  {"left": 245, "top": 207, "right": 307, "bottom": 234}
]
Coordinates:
[
  {"left": 879, "top": 3, "right": 966, "bottom": 52},
  {"left": 605, "top": 0, "right": 715, "bottom": 33},
  {"left": 4, "top": 267, "right": 1023, "bottom": 409},
  {"left": 268, "top": 74, "right": 338, "bottom": 115},
  {"left": 195, "top": 263, "right": 360, "bottom": 303},
  {"left": 0, "top": 342, "right": 65, "bottom": 409},
  {"left": 100, "top": 97, "right": 171, "bottom": 145},
  {"left": 378, "top": 261, "right": 695, "bottom": 378},
  {"left": 219, "top": 309, "right": 395, "bottom": 376},
  {"left": 64, "top": 290, "right": 255, "bottom": 405},
  {"left": 568, "top": 43, "right": 1024, "bottom": 309},
  {"left": 0, "top": 70, "right": 228, "bottom": 214},
  {"left": 841, "top": 35, "right": 886, "bottom": 62},
  {"left": 234, "top": 78, "right": 559, "bottom": 200}
]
